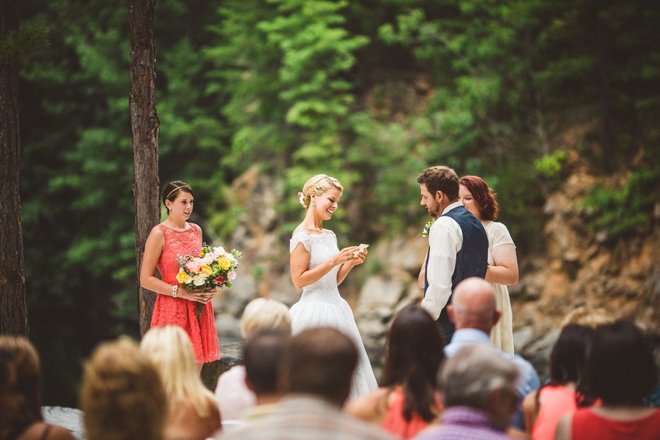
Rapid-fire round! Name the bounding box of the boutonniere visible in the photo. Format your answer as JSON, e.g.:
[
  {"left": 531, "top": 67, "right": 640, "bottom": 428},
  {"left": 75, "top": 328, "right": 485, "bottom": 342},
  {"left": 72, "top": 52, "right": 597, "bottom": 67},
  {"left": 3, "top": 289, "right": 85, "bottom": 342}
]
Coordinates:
[{"left": 421, "top": 219, "right": 435, "bottom": 237}]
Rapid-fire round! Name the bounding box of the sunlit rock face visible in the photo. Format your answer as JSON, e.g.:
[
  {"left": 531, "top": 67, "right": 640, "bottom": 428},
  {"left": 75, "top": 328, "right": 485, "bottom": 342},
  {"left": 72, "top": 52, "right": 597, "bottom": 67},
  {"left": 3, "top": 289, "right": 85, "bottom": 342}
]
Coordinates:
[{"left": 214, "top": 166, "right": 660, "bottom": 384}]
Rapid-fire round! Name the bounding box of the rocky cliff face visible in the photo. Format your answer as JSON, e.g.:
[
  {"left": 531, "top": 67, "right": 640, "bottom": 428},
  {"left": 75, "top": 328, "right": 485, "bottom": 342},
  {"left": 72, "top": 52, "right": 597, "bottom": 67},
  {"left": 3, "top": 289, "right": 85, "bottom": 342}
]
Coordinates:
[{"left": 213, "top": 164, "right": 660, "bottom": 381}]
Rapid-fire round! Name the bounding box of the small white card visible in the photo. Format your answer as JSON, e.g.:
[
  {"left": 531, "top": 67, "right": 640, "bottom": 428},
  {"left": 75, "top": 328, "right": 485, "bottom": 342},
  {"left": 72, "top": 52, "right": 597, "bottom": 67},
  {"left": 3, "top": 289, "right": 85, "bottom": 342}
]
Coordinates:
[{"left": 354, "top": 243, "right": 369, "bottom": 257}]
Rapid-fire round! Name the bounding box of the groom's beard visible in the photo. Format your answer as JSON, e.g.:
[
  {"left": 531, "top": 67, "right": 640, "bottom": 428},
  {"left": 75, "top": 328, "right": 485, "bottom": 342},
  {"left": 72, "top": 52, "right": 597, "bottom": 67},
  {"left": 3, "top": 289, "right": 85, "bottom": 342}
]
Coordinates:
[{"left": 427, "top": 201, "right": 441, "bottom": 219}]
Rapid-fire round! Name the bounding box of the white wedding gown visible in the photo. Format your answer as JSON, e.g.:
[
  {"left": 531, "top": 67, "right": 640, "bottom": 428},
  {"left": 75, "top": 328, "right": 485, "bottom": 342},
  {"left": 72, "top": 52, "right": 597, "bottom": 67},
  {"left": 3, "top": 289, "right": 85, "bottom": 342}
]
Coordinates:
[{"left": 289, "top": 229, "right": 378, "bottom": 400}]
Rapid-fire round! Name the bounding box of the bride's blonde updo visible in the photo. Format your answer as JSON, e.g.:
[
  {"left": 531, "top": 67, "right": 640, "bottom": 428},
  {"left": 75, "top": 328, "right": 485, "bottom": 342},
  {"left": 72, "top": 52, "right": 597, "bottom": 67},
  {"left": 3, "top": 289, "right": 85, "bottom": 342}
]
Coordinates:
[{"left": 299, "top": 174, "right": 343, "bottom": 209}]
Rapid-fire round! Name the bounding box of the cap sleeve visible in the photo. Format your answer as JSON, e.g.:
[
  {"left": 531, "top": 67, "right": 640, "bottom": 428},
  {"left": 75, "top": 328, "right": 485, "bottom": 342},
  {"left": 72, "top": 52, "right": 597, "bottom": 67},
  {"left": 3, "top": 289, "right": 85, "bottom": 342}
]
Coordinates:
[
  {"left": 290, "top": 231, "right": 311, "bottom": 254},
  {"left": 489, "top": 222, "right": 515, "bottom": 248}
]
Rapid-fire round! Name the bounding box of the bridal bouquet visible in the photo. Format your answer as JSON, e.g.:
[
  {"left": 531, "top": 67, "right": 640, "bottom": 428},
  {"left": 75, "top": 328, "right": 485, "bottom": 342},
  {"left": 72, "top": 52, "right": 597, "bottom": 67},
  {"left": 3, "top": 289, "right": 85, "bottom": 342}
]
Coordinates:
[{"left": 176, "top": 244, "right": 242, "bottom": 318}]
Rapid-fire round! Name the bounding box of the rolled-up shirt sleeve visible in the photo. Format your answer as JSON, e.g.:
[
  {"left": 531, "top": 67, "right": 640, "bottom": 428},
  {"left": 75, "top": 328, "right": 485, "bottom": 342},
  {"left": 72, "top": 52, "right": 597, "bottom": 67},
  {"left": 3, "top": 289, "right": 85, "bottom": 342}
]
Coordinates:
[{"left": 420, "top": 217, "right": 462, "bottom": 319}]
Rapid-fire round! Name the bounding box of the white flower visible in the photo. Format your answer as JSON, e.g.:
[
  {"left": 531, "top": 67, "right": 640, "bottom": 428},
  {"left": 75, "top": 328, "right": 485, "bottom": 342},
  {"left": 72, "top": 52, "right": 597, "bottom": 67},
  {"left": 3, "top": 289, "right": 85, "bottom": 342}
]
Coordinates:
[
  {"left": 193, "top": 274, "right": 207, "bottom": 286},
  {"left": 213, "top": 246, "right": 226, "bottom": 255},
  {"left": 227, "top": 270, "right": 237, "bottom": 281}
]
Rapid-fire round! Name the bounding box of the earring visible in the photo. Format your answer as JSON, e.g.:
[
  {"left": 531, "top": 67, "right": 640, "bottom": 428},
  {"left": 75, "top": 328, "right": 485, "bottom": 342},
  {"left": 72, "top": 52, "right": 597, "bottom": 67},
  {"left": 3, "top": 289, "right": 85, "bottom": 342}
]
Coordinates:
[{"left": 312, "top": 203, "right": 316, "bottom": 208}]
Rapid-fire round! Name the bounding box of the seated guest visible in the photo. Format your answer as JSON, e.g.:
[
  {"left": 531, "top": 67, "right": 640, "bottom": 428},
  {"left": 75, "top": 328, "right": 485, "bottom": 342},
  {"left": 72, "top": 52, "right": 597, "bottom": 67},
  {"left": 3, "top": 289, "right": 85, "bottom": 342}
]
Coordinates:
[
  {"left": 80, "top": 336, "right": 167, "bottom": 440},
  {"left": 140, "top": 326, "right": 222, "bottom": 440},
  {"left": 345, "top": 306, "right": 445, "bottom": 439},
  {"left": 241, "top": 329, "right": 289, "bottom": 421},
  {"left": 522, "top": 324, "right": 595, "bottom": 440},
  {"left": 213, "top": 327, "right": 397, "bottom": 440},
  {"left": 444, "top": 277, "right": 540, "bottom": 432},
  {"left": 554, "top": 320, "right": 660, "bottom": 440},
  {"left": 415, "top": 344, "right": 521, "bottom": 440},
  {"left": 215, "top": 298, "right": 292, "bottom": 423},
  {"left": 0, "top": 336, "right": 77, "bottom": 440}
]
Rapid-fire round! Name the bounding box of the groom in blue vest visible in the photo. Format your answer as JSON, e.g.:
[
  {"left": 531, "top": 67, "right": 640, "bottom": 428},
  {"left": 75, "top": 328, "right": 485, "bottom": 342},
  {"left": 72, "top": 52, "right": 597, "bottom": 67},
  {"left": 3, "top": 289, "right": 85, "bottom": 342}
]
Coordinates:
[{"left": 417, "top": 166, "right": 488, "bottom": 343}]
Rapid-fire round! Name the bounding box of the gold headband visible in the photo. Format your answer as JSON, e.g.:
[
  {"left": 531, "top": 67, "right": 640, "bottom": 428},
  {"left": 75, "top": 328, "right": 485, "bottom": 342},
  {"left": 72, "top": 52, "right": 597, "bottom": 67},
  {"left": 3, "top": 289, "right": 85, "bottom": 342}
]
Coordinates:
[{"left": 166, "top": 185, "right": 191, "bottom": 200}]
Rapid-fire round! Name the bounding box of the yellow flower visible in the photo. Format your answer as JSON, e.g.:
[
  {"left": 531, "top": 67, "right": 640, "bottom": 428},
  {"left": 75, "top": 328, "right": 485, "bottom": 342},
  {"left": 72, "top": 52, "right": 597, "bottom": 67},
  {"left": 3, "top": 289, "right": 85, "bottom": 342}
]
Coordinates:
[
  {"left": 200, "top": 265, "right": 213, "bottom": 276},
  {"left": 217, "top": 256, "right": 231, "bottom": 271},
  {"left": 176, "top": 269, "right": 189, "bottom": 284}
]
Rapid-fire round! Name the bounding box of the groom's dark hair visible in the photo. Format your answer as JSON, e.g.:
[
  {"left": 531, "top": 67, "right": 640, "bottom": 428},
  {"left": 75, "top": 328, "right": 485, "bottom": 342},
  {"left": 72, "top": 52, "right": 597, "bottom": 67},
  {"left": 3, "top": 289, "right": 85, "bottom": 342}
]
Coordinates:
[{"left": 417, "top": 166, "right": 459, "bottom": 200}]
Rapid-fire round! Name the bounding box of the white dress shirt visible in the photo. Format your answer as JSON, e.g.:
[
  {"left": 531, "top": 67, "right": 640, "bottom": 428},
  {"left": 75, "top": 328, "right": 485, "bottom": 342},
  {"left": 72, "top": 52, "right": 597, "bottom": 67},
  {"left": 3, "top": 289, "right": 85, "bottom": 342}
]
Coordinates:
[{"left": 420, "top": 201, "right": 464, "bottom": 319}]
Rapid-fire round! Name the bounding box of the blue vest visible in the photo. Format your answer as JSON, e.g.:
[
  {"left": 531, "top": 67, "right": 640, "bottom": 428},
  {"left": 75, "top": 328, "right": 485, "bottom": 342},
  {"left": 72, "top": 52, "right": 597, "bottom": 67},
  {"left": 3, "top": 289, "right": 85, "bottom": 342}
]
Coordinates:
[{"left": 424, "top": 205, "right": 488, "bottom": 295}]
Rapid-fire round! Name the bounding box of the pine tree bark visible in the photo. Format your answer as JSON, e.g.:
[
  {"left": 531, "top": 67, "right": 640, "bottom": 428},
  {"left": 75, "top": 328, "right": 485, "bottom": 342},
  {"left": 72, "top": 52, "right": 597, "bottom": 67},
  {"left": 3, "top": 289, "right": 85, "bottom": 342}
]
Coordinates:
[
  {"left": 129, "top": 0, "right": 160, "bottom": 336},
  {"left": 0, "top": 0, "right": 29, "bottom": 336}
]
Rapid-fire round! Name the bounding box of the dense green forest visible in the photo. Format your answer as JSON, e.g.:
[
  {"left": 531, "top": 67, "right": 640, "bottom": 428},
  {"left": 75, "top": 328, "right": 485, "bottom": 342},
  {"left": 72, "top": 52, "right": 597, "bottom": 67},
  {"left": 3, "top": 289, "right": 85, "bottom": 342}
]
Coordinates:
[{"left": 17, "top": 0, "right": 660, "bottom": 406}]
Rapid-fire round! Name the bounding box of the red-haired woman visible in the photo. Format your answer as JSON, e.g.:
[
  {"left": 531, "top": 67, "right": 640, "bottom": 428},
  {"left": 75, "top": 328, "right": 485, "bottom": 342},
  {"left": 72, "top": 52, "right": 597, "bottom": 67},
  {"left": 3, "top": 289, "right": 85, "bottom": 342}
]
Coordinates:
[{"left": 458, "top": 175, "right": 518, "bottom": 354}]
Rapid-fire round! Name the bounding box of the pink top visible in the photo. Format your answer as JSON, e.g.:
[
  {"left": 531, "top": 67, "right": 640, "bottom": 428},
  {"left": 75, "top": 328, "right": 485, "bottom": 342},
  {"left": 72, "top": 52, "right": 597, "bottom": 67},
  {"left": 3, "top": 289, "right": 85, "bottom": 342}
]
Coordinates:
[
  {"left": 381, "top": 387, "right": 440, "bottom": 439},
  {"left": 531, "top": 385, "right": 578, "bottom": 440},
  {"left": 571, "top": 407, "right": 660, "bottom": 440}
]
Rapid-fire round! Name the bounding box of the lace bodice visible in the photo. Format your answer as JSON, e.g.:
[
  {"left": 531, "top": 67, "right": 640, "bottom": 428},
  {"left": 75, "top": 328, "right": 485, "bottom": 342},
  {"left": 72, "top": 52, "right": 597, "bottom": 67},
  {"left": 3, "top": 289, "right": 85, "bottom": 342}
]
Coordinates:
[
  {"left": 290, "top": 229, "right": 341, "bottom": 297},
  {"left": 157, "top": 223, "right": 201, "bottom": 285}
]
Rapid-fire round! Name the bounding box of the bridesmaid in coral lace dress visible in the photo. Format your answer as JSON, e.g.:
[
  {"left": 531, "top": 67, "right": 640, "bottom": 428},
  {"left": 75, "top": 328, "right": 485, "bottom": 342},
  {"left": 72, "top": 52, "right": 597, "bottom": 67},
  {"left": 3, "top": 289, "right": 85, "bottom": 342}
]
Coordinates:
[{"left": 140, "top": 181, "right": 220, "bottom": 370}]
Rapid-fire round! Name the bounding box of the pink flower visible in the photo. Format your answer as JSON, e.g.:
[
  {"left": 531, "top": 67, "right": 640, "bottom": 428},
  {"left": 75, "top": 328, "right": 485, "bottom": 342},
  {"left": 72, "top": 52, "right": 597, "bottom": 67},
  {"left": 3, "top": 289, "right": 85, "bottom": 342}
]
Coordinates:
[
  {"left": 185, "top": 261, "right": 201, "bottom": 272},
  {"left": 227, "top": 270, "right": 237, "bottom": 281}
]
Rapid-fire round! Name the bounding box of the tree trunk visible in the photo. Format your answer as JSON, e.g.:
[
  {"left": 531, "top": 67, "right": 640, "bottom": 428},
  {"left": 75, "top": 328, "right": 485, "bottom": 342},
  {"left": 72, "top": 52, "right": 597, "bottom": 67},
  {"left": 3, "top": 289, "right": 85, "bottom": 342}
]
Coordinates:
[
  {"left": 0, "top": 0, "right": 29, "bottom": 336},
  {"left": 129, "top": 0, "right": 160, "bottom": 336}
]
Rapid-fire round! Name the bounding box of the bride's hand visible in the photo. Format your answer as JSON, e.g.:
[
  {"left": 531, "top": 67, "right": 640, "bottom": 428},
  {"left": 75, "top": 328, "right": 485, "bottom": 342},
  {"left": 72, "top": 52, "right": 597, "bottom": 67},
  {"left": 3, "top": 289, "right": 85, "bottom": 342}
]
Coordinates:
[
  {"left": 334, "top": 246, "right": 361, "bottom": 266},
  {"left": 351, "top": 248, "right": 368, "bottom": 266}
]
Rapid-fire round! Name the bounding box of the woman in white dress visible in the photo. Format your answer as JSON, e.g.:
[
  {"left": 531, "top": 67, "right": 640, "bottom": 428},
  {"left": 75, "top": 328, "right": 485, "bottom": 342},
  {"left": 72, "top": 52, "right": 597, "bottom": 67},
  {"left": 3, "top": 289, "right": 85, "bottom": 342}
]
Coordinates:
[
  {"left": 289, "top": 174, "right": 378, "bottom": 399},
  {"left": 458, "top": 175, "right": 519, "bottom": 354}
]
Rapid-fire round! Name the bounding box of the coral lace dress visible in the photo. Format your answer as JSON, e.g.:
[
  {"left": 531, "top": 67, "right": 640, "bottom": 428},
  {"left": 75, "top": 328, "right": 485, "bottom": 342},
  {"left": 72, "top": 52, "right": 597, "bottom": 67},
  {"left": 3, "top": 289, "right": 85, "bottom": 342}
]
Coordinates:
[{"left": 150, "top": 223, "right": 220, "bottom": 364}]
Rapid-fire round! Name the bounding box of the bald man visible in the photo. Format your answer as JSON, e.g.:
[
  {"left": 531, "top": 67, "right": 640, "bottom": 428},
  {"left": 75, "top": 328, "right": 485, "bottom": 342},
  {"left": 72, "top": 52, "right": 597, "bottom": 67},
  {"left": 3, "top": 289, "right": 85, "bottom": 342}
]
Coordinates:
[{"left": 444, "top": 277, "right": 540, "bottom": 432}]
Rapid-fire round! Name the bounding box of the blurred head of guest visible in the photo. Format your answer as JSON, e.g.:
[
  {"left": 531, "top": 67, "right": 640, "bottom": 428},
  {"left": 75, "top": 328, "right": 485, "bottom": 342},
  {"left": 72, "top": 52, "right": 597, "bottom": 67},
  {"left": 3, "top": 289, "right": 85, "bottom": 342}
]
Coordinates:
[
  {"left": 448, "top": 277, "right": 501, "bottom": 335},
  {"left": 283, "top": 327, "right": 358, "bottom": 407},
  {"left": 80, "top": 336, "right": 167, "bottom": 440},
  {"left": 0, "top": 346, "right": 11, "bottom": 417},
  {"left": 585, "top": 320, "right": 657, "bottom": 405},
  {"left": 0, "top": 336, "right": 42, "bottom": 429},
  {"left": 140, "top": 325, "right": 221, "bottom": 440},
  {"left": 241, "top": 297, "right": 292, "bottom": 339},
  {"left": 243, "top": 328, "right": 289, "bottom": 403},
  {"left": 549, "top": 323, "right": 595, "bottom": 388},
  {"left": 0, "top": 337, "right": 78, "bottom": 440},
  {"left": 439, "top": 344, "right": 520, "bottom": 431},
  {"left": 215, "top": 297, "right": 292, "bottom": 423},
  {"left": 381, "top": 306, "right": 445, "bottom": 422}
]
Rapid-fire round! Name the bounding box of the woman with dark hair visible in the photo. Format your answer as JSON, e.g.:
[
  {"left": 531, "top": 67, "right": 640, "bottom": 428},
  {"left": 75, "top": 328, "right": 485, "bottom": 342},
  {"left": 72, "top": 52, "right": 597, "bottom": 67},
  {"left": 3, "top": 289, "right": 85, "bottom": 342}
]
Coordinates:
[
  {"left": 522, "top": 324, "right": 595, "bottom": 440},
  {"left": 458, "top": 175, "right": 518, "bottom": 354},
  {"left": 345, "top": 306, "right": 445, "bottom": 439},
  {"left": 140, "top": 180, "right": 220, "bottom": 371},
  {"left": 554, "top": 320, "right": 660, "bottom": 440},
  {"left": 0, "top": 336, "right": 77, "bottom": 440}
]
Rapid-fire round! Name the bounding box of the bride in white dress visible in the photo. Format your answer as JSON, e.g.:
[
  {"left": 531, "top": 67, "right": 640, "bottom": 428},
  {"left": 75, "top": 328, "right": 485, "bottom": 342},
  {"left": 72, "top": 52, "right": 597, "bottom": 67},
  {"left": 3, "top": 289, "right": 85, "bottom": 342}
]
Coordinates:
[{"left": 289, "top": 174, "right": 378, "bottom": 399}]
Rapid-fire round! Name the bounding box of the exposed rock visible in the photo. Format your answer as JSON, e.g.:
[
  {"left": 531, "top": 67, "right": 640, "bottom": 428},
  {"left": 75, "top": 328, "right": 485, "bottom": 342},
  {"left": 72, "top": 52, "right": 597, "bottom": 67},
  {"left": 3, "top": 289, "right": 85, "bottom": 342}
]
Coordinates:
[{"left": 214, "top": 165, "right": 660, "bottom": 385}]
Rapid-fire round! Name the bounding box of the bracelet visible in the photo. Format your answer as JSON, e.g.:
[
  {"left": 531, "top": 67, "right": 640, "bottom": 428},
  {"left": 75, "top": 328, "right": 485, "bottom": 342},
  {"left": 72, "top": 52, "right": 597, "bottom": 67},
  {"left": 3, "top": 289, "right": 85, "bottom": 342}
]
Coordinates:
[{"left": 172, "top": 285, "right": 178, "bottom": 298}]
